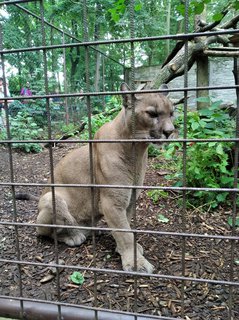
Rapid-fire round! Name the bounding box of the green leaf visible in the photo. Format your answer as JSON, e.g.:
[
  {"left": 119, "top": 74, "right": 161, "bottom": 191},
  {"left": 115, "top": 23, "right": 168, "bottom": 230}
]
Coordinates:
[
  {"left": 158, "top": 214, "right": 169, "bottom": 223},
  {"left": 199, "top": 120, "right": 206, "bottom": 128},
  {"left": 134, "top": 2, "right": 142, "bottom": 11},
  {"left": 194, "top": 3, "right": 205, "bottom": 15},
  {"left": 199, "top": 109, "right": 213, "bottom": 116},
  {"left": 216, "top": 144, "right": 224, "bottom": 155},
  {"left": 191, "top": 122, "right": 199, "bottom": 131},
  {"left": 228, "top": 216, "right": 239, "bottom": 227},
  {"left": 173, "top": 180, "right": 183, "bottom": 187},
  {"left": 234, "top": 2, "right": 239, "bottom": 10},
  {"left": 216, "top": 193, "right": 227, "bottom": 203},
  {"left": 196, "top": 96, "right": 210, "bottom": 103},
  {"left": 176, "top": 4, "right": 185, "bottom": 15},
  {"left": 221, "top": 176, "right": 234, "bottom": 185},
  {"left": 70, "top": 271, "right": 85, "bottom": 285},
  {"left": 212, "top": 13, "right": 224, "bottom": 22},
  {"left": 208, "top": 142, "right": 217, "bottom": 147},
  {"left": 235, "top": 260, "right": 239, "bottom": 265}
]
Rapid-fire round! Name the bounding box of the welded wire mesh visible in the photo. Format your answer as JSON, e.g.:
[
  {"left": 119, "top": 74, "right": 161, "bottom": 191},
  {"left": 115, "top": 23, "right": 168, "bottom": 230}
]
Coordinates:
[{"left": 0, "top": 1, "right": 239, "bottom": 320}]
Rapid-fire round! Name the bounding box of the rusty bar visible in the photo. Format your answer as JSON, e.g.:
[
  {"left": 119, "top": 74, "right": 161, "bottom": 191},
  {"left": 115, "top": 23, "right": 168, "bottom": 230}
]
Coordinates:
[
  {"left": 0, "top": 0, "right": 35, "bottom": 4},
  {"left": 0, "top": 298, "right": 180, "bottom": 320},
  {"left": 0, "top": 258, "right": 239, "bottom": 286},
  {"left": 2, "top": 137, "right": 239, "bottom": 144},
  {"left": 0, "top": 220, "right": 239, "bottom": 241},
  {"left": 180, "top": 0, "right": 190, "bottom": 316},
  {"left": 2, "top": 181, "right": 239, "bottom": 193},
  {"left": 0, "top": 29, "right": 238, "bottom": 54},
  {"left": 0, "top": 84, "right": 237, "bottom": 101}
]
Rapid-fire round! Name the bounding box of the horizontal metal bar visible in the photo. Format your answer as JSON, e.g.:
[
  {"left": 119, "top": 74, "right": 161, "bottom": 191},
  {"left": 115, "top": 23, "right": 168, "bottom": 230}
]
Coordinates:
[
  {"left": 0, "top": 84, "right": 237, "bottom": 101},
  {"left": 1, "top": 138, "right": 239, "bottom": 144},
  {"left": 0, "top": 0, "right": 35, "bottom": 4},
  {"left": 0, "top": 297, "right": 180, "bottom": 320},
  {"left": 1, "top": 181, "right": 239, "bottom": 192},
  {"left": 0, "top": 257, "right": 239, "bottom": 286},
  {"left": 1, "top": 220, "right": 238, "bottom": 240},
  {"left": 0, "top": 29, "right": 238, "bottom": 54}
]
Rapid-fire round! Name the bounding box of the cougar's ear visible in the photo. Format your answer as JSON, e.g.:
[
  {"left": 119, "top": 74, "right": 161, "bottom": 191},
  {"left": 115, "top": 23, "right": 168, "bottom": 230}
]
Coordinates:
[
  {"left": 159, "top": 83, "right": 169, "bottom": 96},
  {"left": 120, "top": 82, "right": 132, "bottom": 108}
]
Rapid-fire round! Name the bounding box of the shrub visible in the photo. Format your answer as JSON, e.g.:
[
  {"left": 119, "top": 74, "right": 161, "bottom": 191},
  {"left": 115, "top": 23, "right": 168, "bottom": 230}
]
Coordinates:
[
  {"left": 9, "top": 99, "right": 47, "bottom": 127},
  {"left": 80, "top": 96, "right": 121, "bottom": 139},
  {"left": 9, "top": 111, "right": 44, "bottom": 153},
  {"left": 162, "top": 98, "right": 236, "bottom": 209}
]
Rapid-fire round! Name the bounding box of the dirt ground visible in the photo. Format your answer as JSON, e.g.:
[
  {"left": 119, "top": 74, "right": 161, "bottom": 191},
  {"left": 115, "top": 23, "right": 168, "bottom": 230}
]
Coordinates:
[{"left": 0, "top": 143, "right": 238, "bottom": 320}]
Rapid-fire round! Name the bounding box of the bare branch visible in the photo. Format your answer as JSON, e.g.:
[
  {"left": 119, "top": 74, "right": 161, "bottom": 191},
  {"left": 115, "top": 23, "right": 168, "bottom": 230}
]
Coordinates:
[
  {"left": 206, "top": 35, "right": 230, "bottom": 46},
  {"left": 222, "top": 13, "right": 239, "bottom": 29},
  {"left": 204, "top": 49, "right": 239, "bottom": 57},
  {"left": 198, "top": 10, "right": 228, "bottom": 32}
]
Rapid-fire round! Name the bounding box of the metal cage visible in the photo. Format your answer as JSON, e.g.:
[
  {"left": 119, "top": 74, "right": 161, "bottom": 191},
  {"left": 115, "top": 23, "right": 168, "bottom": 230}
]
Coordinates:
[{"left": 0, "top": 1, "right": 238, "bottom": 320}]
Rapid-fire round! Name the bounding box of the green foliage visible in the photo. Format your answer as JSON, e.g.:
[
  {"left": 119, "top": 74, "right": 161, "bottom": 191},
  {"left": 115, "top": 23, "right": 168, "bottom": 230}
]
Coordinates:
[
  {"left": 228, "top": 216, "right": 239, "bottom": 227},
  {"left": 165, "top": 99, "right": 236, "bottom": 209},
  {"left": 177, "top": 0, "right": 239, "bottom": 22},
  {"left": 177, "top": 0, "right": 211, "bottom": 17},
  {"left": 8, "top": 111, "right": 43, "bottom": 153},
  {"left": 60, "top": 123, "right": 80, "bottom": 137},
  {"left": 8, "top": 99, "right": 47, "bottom": 127},
  {"left": 148, "top": 144, "right": 162, "bottom": 157},
  {"left": 3, "top": 0, "right": 238, "bottom": 90},
  {"left": 108, "top": 0, "right": 142, "bottom": 22},
  {"left": 81, "top": 96, "right": 121, "bottom": 139},
  {"left": 69, "top": 271, "right": 85, "bottom": 285},
  {"left": 147, "top": 190, "right": 169, "bottom": 204},
  {"left": 0, "top": 128, "right": 6, "bottom": 140},
  {"left": 8, "top": 100, "right": 24, "bottom": 117}
]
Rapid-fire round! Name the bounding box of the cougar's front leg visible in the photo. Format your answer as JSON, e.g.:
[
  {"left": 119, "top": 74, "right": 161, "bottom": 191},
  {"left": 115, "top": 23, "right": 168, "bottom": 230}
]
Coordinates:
[
  {"left": 100, "top": 189, "right": 154, "bottom": 273},
  {"left": 37, "top": 192, "right": 89, "bottom": 246}
]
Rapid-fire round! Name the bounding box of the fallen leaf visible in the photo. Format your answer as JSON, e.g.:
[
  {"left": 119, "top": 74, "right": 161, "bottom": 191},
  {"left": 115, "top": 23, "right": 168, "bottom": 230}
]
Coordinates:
[
  {"left": 40, "top": 274, "right": 55, "bottom": 284},
  {"left": 70, "top": 271, "right": 85, "bottom": 285},
  {"left": 158, "top": 214, "right": 169, "bottom": 223}
]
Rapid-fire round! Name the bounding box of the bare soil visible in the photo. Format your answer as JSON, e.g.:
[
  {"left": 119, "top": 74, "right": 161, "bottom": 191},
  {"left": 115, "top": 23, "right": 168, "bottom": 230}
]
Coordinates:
[{"left": 0, "top": 143, "right": 238, "bottom": 320}]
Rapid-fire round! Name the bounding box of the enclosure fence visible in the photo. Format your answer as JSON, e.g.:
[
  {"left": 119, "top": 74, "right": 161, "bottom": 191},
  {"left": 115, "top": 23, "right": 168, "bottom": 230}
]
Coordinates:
[{"left": 0, "top": 0, "right": 239, "bottom": 320}]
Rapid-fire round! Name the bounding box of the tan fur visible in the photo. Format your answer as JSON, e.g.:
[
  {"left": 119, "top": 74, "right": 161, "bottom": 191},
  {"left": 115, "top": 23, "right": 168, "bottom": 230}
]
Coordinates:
[{"left": 36, "top": 84, "right": 176, "bottom": 273}]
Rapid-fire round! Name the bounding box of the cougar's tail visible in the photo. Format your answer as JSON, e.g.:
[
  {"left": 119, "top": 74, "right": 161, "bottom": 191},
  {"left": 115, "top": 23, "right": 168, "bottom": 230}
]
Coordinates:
[{"left": 15, "top": 193, "right": 39, "bottom": 201}]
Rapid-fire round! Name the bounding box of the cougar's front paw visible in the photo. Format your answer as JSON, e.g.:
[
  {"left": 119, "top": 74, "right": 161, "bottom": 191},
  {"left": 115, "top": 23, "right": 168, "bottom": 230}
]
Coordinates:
[
  {"left": 122, "top": 253, "right": 154, "bottom": 274},
  {"left": 116, "top": 243, "right": 144, "bottom": 255},
  {"left": 58, "top": 232, "right": 86, "bottom": 246}
]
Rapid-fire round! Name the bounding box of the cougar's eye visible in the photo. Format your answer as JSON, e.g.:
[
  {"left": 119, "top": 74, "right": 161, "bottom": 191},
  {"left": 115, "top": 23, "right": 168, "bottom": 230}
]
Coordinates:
[{"left": 146, "top": 110, "right": 158, "bottom": 118}]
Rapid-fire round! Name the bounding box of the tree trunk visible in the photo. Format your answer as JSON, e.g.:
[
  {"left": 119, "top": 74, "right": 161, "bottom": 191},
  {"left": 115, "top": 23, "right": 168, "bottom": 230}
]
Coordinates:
[
  {"left": 70, "top": 20, "right": 80, "bottom": 91},
  {"left": 166, "top": 0, "right": 171, "bottom": 56},
  {"left": 150, "top": 41, "right": 204, "bottom": 88},
  {"left": 196, "top": 54, "right": 209, "bottom": 109},
  {"left": 195, "top": 8, "right": 209, "bottom": 110},
  {"left": 94, "top": 2, "right": 101, "bottom": 92},
  {"left": 148, "top": 10, "right": 239, "bottom": 91}
]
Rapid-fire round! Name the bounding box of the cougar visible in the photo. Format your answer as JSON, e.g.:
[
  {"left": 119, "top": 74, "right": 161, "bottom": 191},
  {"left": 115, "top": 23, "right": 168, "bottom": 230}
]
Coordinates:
[{"left": 16, "top": 83, "right": 176, "bottom": 273}]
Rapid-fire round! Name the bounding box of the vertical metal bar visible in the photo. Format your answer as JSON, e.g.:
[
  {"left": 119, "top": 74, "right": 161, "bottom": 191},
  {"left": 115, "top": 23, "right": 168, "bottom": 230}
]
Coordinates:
[
  {"left": 39, "top": 1, "right": 61, "bottom": 319},
  {"left": 62, "top": 31, "right": 69, "bottom": 125},
  {"left": 0, "top": 20, "right": 24, "bottom": 320},
  {"left": 228, "top": 56, "right": 239, "bottom": 320},
  {"left": 181, "top": 0, "right": 190, "bottom": 317},
  {"left": 82, "top": 1, "right": 98, "bottom": 320},
  {"left": 129, "top": 0, "right": 138, "bottom": 318}
]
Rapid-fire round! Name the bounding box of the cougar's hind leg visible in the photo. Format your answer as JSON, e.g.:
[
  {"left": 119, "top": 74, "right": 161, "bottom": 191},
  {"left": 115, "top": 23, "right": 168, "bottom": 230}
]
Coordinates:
[{"left": 37, "top": 192, "right": 89, "bottom": 246}]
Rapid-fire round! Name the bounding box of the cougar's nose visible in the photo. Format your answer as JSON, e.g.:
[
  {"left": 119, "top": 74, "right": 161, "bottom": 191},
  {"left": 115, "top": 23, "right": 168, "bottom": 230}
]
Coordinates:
[
  {"left": 163, "top": 129, "right": 174, "bottom": 138},
  {"left": 163, "top": 121, "right": 175, "bottom": 138}
]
